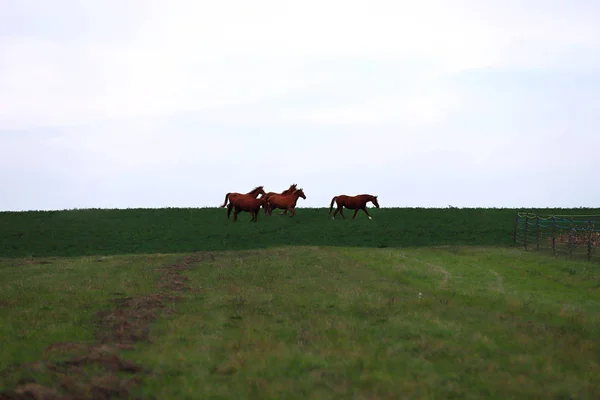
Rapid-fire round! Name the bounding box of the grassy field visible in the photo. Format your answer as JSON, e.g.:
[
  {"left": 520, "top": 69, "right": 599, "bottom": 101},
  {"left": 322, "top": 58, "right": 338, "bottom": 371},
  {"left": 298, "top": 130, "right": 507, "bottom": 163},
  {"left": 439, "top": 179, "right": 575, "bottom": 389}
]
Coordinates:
[
  {"left": 1, "top": 207, "right": 599, "bottom": 398},
  {"left": 4, "top": 206, "right": 597, "bottom": 258}
]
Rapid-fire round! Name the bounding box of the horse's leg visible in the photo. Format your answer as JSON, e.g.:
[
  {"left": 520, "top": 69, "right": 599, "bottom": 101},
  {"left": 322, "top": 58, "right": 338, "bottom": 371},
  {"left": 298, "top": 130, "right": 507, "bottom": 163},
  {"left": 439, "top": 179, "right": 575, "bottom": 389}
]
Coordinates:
[
  {"left": 227, "top": 204, "right": 234, "bottom": 219},
  {"left": 362, "top": 207, "right": 373, "bottom": 220},
  {"left": 352, "top": 209, "right": 360, "bottom": 219},
  {"left": 250, "top": 211, "right": 256, "bottom": 222},
  {"left": 233, "top": 208, "right": 239, "bottom": 222},
  {"left": 289, "top": 207, "right": 295, "bottom": 217},
  {"left": 332, "top": 206, "right": 338, "bottom": 219},
  {"left": 339, "top": 206, "right": 346, "bottom": 219},
  {"left": 266, "top": 200, "right": 273, "bottom": 215}
]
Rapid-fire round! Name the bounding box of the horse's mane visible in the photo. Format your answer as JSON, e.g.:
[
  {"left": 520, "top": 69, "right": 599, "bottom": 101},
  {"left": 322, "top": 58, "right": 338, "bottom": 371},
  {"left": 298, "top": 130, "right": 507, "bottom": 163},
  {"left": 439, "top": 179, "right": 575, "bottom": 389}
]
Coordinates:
[{"left": 282, "top": 184, "right": 297, "bottom": 193}]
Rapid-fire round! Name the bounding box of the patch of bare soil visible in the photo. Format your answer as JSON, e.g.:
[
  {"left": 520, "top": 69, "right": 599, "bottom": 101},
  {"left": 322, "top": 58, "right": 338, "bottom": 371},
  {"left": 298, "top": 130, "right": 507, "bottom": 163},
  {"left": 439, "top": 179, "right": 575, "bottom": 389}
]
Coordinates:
[
  {"left": 0, "top": 252, "right": 213, "bottom": 400},
  {"left": 12, "top": 259, "right": 54, "bottom": 267}
]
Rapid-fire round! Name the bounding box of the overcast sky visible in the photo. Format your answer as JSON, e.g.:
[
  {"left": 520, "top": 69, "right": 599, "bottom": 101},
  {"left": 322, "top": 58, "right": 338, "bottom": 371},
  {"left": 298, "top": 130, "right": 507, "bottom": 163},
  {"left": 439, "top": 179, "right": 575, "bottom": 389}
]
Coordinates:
[{"left": 1, "top": 0, "right": 599, "bottom": 211}]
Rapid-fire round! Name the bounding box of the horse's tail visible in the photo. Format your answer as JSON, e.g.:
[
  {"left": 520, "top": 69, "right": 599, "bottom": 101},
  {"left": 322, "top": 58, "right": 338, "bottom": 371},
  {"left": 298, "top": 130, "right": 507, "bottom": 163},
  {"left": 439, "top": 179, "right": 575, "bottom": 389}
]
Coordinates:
[
  {"left": 329, "top": 196, "right": 337, "bottom": 214},
  {"left": 220, "top": 193, "right": 230, "bottom": 208}
]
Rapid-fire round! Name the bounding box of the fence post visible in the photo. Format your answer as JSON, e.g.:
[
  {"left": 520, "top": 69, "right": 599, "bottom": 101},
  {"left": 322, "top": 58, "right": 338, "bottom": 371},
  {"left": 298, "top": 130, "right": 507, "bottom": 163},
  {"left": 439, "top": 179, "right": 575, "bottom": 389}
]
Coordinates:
[
  {"left": 536, "top": 216, "right": 540, "bottom": 250},
  {"left": 569, "top": 218, "right": 574, "bottom": 259},
  {"left": 593, "top": 220, "right": 597, "bottom": 261},
  {"left": 524, "top": 215, "right": 529, "bottom": 251},
  {"left": 513, "top": 211, "right": 519, "bottom": 246},
  {"left": 588, "top": 220, "right": 592, "bottom": 262},
  {"left": 552, "top": 216, "right": 556, "bottom": 256}
]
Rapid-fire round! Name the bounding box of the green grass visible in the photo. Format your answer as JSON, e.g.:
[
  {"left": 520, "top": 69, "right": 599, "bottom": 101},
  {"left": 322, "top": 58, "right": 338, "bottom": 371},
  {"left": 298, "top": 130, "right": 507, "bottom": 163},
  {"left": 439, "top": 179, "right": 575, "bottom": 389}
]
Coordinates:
[
  {"left": 3, "top": 246, "right": 598, "bottom": 398},
  {"left": 1, "top": 207, "right": 599, "bottom": 397},
  {"left": 125, "top": 246, "right": 599, "bottom": 399},
  {"left": 0, "top": 253, "right": 181, "bottom": 390},
  {"left": 4, "top": 206, "right": 599, "bottom": 258}
]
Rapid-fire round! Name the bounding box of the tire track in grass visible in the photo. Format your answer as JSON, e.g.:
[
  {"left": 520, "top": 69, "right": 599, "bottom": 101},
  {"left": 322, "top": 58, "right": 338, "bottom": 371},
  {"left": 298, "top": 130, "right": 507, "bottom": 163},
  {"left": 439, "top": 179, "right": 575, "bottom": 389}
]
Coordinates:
[
  {"left": 489, "top": 269, "right": 505, "bottom": 293},
  {"left": 0, "top": 252, "right": 213, "bottom": 400},
  {"left": 427, "top": 262, "right": 451, "bottom": 290},
  {"left": 400, "top": 252, "right": 452, "bottom": 290}
]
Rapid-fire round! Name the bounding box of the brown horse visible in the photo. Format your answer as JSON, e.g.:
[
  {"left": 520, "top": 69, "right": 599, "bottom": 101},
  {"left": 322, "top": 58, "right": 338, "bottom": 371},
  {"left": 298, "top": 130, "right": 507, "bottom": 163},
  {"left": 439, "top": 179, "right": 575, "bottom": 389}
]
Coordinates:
[
  {"left": 266, "top": 188, "right": 306, "bottom": 217},
  {"left": 262, "top": 183, "right": 297, "bottom": 215},
  {"left": 220, "top": 186, "right": 266, "bottom": 219},
  {"left": 329, "top": 194, "right": 379, "bottom": 220},
  {"left": 231, "top": 197, "right": 269, "bottom": 222}
]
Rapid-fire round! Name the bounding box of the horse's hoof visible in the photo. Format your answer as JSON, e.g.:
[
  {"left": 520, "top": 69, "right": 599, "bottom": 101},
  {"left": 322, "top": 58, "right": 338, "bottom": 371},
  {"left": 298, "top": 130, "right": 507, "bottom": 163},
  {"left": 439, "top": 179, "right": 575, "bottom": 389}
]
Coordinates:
[{"left": 368, "top": 216, "right": 373, "bottom": 220}]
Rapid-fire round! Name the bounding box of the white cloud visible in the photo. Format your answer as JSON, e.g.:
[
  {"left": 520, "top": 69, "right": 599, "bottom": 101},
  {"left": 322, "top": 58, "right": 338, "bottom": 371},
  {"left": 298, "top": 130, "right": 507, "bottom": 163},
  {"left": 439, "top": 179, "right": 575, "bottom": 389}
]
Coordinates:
[
  {"left": 2, "top": 0, "right": 599, "bottom": 131},
  {"left": 1, "top": 0, "right": 600, "bottom": 210},
  {"left": 259, "top": 87, "right": 462, "bottom": 129},
  {"left": 0, "top": 37, "right": 309, "bottom": 129}
]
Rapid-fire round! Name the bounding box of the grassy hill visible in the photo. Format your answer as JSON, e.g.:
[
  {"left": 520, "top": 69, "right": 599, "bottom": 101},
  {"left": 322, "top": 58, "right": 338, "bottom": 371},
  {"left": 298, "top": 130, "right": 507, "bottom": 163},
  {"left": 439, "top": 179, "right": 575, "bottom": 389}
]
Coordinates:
[
  {"left": 0, "top": 207, "right": 517, "bottom": 258},
  {"left": 1, "top": 246, "right": 599, "bottom": 398},
  {"left": 2, "top": 207, "right": 599, "bottom": 398},
  {"left": 3, "top": 206, "right": 600, "bottom": 258}
]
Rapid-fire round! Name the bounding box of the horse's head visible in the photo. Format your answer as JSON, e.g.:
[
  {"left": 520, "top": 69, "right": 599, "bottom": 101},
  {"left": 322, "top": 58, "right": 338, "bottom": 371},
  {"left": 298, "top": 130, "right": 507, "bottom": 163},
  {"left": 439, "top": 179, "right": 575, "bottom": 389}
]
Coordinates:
[
  {"left": 251, "top": 186, "right": 266, "bottom": 197},
  {"left": 294, "top": 188, "right": 306, "bottom": 200},
  {"left": 371, "top": 195, "right": 380, "bottom": 208}
]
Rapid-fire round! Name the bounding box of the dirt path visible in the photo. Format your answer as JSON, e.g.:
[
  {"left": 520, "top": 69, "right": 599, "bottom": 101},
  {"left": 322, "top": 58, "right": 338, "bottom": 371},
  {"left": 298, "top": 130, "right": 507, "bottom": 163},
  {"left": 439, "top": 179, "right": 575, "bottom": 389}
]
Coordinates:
[{"left": 0, "top": 252, "right": 212, "bottom": 400}]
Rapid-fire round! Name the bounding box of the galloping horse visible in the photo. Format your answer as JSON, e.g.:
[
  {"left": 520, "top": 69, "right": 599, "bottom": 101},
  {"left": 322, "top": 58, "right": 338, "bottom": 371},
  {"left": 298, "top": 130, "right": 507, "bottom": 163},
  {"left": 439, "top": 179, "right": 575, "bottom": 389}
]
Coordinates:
[
  {"left": 262, "top": 183, "right": 297, "bottom": 215},
  {"left": 220, "top": 186, "right": 266, "bottom": 219},
  {"left": 266, "top": 188, "right": 306, "bottom": 217},
  {"left": 329, "top": 194, "right": 379, "bottom": 220},
  {"left": 231, "top": 197, "right": 269, "bottom": 222}
]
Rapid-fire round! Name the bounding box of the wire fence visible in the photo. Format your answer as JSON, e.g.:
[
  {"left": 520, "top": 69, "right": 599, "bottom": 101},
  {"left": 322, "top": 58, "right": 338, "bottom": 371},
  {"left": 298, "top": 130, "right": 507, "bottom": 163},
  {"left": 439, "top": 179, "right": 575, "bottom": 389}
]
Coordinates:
[{"left": 513, "top": 212, "right": 600, "bottom": 262}]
